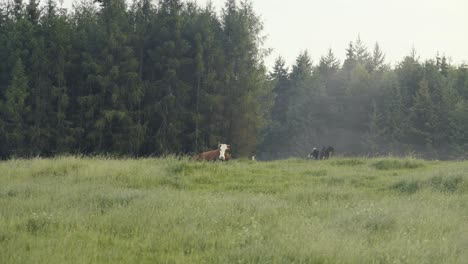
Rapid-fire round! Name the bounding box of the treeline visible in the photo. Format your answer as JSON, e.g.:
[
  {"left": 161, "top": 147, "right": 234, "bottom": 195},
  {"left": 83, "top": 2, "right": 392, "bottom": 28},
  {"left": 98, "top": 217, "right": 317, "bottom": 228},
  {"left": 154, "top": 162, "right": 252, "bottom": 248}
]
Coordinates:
[
  {"left": 1, "top": 0, "right": 467, "bottom": 159},
  {"left": 260, "top": 39, "right": 468, "bottom": 159},
  {"left": 0, "top": 0, "right": 272, "bottom": 158}
]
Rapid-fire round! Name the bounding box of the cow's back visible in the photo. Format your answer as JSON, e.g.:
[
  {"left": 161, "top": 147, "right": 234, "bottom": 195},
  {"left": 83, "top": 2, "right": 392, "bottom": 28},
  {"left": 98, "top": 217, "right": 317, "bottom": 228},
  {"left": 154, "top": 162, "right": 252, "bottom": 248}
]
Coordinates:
[{"left": 193, "top": 149, "right": 219, "bottom": 161}]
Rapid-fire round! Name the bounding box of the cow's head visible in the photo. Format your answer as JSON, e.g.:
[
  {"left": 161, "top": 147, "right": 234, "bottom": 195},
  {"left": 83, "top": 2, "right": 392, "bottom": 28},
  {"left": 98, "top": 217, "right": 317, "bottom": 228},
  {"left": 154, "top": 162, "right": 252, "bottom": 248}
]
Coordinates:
[{"left": 218, "top": 143, "right": 230, "bottom": 161}]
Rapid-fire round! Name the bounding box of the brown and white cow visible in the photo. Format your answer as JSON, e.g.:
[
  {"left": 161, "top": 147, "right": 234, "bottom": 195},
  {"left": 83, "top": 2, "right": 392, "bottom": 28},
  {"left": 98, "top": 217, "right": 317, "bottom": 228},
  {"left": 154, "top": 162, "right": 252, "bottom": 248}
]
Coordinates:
[{"left": 193, "top": 144, "right": 231, "bottom": 161}]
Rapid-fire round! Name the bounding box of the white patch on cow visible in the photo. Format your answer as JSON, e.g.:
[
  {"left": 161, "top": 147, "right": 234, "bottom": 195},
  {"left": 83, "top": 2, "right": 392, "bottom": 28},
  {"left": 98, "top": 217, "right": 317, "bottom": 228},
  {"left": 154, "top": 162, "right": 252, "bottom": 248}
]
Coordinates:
[{"left": 219, "top": 144, "right": 228, "bottom": 160}]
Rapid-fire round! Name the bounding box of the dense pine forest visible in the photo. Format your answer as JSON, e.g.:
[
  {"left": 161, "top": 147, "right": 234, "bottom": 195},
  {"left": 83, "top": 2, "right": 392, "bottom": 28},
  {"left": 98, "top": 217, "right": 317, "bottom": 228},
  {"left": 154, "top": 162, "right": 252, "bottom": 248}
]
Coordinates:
[{"left": 0, "top": 0, "right": 467, "bottom": 159}]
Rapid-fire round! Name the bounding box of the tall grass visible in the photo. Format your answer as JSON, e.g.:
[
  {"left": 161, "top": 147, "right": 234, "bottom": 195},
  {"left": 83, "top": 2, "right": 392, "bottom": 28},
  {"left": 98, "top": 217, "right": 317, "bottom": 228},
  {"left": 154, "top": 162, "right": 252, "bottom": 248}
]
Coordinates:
[{"left": 0, "top": 156, "right": 467, "bottom": 263}]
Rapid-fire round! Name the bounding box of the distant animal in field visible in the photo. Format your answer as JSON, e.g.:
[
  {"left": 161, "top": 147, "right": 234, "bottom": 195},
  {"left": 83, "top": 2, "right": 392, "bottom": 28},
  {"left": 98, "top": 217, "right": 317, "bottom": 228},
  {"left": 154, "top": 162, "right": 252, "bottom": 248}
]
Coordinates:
[
  {"left": 193, "top": 144, "right": 231, "bottom": 161},
  {"left": 319, "top": 145, "right": 335, "bottom": 159},
  {"left": 308, "top": 148, "right": 320, "bottom": 160}
]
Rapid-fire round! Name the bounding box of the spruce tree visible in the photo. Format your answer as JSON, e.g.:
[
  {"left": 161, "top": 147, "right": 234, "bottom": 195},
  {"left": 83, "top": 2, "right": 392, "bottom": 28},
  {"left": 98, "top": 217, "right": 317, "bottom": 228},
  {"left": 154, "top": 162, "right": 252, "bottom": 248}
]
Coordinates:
[
  {"left": 448, "top": 100, "right": 468, "bottom": 157},
  {"left": 220, "top": 0, "right": 272, "bottom": 157},
  {"left": 286, "top": 51, "right": 319, "bottom": 156},
  {"left": 379, "top": 72, "right": 407, "bottom": 152},
  {"left": 2, "top": 59, "right": 29, "bottom": 155},
  {"left": 41, "top": 0, "right": 74, "bottom": 153},
  {"left": 318, "top": 48, "right": 340, "bottom": 76},
  {"left": 94, "top": 0, "right": 144, "bottom": 154},
  {"left": 408, "top": 79, "right": 435, "bottom": 150},
  {"left": 354, "top": 35, "right": 370, "bottom": 65},
  {"left": 371, "top": 42, "right": 385, "bottom": 72},
  {"left": 258, "top": 56, "right": 290, "bottom": 159},
  {"left": 343, "top": 41, "right": 356, "bottom": 80},
  {"left": 269, "top": 56, "right": 290, "bottom": 124}
]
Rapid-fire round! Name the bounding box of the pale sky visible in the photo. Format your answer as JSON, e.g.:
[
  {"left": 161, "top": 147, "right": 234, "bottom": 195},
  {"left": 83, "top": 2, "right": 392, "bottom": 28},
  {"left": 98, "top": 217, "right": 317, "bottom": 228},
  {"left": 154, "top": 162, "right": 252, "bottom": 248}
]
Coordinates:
[{"left": 60, "top": 0, "right": 468, "bottom": 69}]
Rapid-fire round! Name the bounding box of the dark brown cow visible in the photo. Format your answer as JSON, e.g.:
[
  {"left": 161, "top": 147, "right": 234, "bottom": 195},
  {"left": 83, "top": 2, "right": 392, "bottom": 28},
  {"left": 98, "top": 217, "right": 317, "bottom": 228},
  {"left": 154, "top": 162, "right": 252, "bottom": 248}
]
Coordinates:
[{"left": 193, "top": 144, "right": 231, "bottom": 161}]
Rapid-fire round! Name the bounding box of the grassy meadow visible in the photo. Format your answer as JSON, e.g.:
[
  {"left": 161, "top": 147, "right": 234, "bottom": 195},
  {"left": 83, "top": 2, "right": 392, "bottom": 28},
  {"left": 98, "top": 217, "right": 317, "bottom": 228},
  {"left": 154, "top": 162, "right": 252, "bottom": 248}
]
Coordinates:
[{"left": 0, "top": 156, "right": 467, "bottom": 263}]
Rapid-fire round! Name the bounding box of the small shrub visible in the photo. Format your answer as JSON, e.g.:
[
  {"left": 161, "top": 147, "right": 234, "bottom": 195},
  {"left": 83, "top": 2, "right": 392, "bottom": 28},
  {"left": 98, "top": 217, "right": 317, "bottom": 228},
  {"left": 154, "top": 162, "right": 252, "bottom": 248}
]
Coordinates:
[
  {"left": 390, "top": 180, "right": 420, "bottom": 194},
  {"left": 0, "top": 189, "right": 17, "bottom": 198},
  {"left": 429, "top": 175, "right": 464, "bottom": 193},
  {"left": 25, "top": 213, "right": 58, "bottom": 235},
  {"left": 0, "top": 232, "right": 9, "bottom": 242}
]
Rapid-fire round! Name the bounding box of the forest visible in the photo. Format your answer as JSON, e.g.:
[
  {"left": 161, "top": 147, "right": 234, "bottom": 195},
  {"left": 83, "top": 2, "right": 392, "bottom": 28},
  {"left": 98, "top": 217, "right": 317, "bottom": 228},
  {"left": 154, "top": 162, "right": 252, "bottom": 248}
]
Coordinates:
[{"left": 1, "top": 0, "right": 467, "bottom": 159}]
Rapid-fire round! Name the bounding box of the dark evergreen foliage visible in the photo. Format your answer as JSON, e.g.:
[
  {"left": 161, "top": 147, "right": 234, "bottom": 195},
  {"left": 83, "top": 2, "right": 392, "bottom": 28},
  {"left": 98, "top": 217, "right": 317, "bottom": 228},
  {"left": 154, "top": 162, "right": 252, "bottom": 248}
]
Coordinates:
[
  {"left": 0, "top": 0, "right": 272, "bottom": 158},
  {"left": 0, "top": 0, "right": 466, "bottom": 159}
]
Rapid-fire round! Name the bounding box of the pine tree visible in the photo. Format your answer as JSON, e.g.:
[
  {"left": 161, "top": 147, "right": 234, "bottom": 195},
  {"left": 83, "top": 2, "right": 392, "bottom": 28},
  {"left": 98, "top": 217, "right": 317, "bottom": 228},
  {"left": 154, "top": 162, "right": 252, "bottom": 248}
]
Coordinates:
[
  {"left": 269, "top": 56, "right": 289, "bottom": 123},
  {"left": 220, "top": 0, "right": 272, "bottom": 157},
  {"left": 286, "top": 51, "right": 319, "bottom": 156},
  {"left": 193, "top": 33, "right": 204, "bottom": 153},
  {"left": 377, "top": 71, "right": 409, "bottom": 154},
  {"left": 423, "top": 60, "right": 451, "bottom": 153},
  {"left": 396, "top": 50, "right": 424, "bottom": 109},
  {"left": 318, "top": 48, "right": 340, "bottom": 76},
  {"left": 258, "top": 56, "right": 290, "bottom": 159},
  {"left": 2, "top": 59, "right": 29, "bottom": 155},
  {"left": 448, "top": 100, "right": 468, "bottom": 157},
  {"left": 26, "top": 0, "right": 39, "bottom": 25},
  {"left": 290, "top": 51, "right": 313, "bottom": 82},
  {"left": 143, "top": 0, "right": 191, "bottom": 154},
  {"left": 95, "top": 0, "right": 144, "bottom": 155},
  {"left": 25, "top": 2, "right": 53, "bottom": 155},
  {"left": 67, "top": 1, "right": 101, "bottom": 154},
  {"left": 130, "top": 0, "right": 153, "bottom": 78},
  {"left": 354, "top": 35, "right": 370, "bottom": 66},
  {"left": 408, "top": 79, "right": 435, "bottom": 149},
  {"left": 41, "top": 0, "right": 74, "bottom": 153},
  {"left": 345, "top": 42, "right": 355, "bottom": 61},
  {"left": 363, "top": 100, "right": 384, "bottom": 154},
  {"left": 13, "top": 0, "right": 24, "bottom": 21},
  {"left": 440, "top": 56, "right": 449, "bottom": 77},
  {"left": 453, "top": 65, "right": 468, "bottom": 99},
  {"left": 343, "top": 41, "right": 356, "bottom": 80},
  {"left": 346, "top": 63, "right": 373, "bottom": 143},
  {"left": 371, "top": 42, "right": 385, "bottom": 72},
  {"left": 188, "top": 4, "right": 227, "bottom": 153}
]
